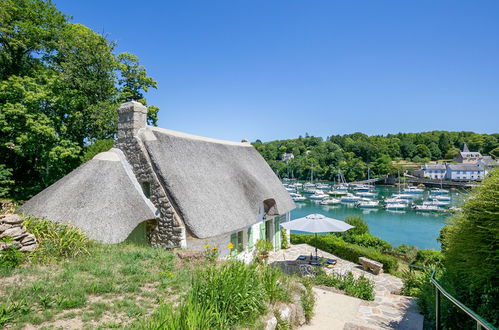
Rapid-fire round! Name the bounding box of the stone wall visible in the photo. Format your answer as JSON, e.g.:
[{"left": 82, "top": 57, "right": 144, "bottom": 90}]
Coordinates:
[
  {"left": 116, "top": 102, "right": 185, "bottom": 248},
  {"left": 0, "top": 214, "right": 38, "bottom": 252}
]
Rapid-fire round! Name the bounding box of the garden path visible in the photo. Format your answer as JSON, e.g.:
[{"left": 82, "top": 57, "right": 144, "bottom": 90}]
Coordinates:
[{"left": 269, "top": 244, "right": 424, "bottom": 329}]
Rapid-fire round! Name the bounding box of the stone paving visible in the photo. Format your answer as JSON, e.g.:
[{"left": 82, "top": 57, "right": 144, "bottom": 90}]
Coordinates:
[{"left": 269, "top": 244, "right": 424, "bottom": 329}]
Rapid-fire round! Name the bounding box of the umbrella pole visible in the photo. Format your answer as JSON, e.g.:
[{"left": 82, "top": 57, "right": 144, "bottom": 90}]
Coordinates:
[{"left": 315, "top": 233, "right": 318, "bottom": 260}]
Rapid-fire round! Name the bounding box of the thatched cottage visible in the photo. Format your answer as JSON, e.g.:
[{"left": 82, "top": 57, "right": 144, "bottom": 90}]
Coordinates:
[{"left": 22, "top": 101, "right": 295, "bottom": 258}]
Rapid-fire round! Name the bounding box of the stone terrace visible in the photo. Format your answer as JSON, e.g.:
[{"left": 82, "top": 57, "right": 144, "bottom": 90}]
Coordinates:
[{"left": 269, "top": 244, "right": 424, "bottom": 329}]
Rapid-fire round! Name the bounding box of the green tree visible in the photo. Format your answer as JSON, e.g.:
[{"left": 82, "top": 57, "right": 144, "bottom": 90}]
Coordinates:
[
  {"left": 0, "top": 0, "right": 159, "bottom": 199},
  {"left": 440, "top": 170, "right": 498, "bottom": 326}
]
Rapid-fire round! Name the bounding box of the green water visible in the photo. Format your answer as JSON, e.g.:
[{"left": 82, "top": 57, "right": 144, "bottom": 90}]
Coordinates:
[{"left": 291, "top": 186, "right": 467, "bottom": 250}]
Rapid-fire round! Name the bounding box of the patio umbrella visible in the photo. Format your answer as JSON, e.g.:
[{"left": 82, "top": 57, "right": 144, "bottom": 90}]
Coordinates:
[{"left": 280, "top": 214, "right": 354, "bottom": 259}]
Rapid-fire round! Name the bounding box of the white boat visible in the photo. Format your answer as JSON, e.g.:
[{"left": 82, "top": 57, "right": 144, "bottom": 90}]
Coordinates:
[
  {"left": 435, "top": 195, "right": 451, "bottom": 201},
  {"left": 424, "top": 199, "right": 450, "bottom": 207},
  {"left": 285, "top": 187, "right": 296, "bottom": 193},
  {"left": 315, "top": 183, "right": 330, "bottom": 190},
  {"left": 356, "top": 200, "right": 379, "bottom": 208},
  {"left": 303, "top": 188, "right": 317, "bottom": 194},
  {"left": 385, "top": 203, "right": 407, "bottom": 210},
  {"left": 292, "top": 195, "right": 306, "bottom": 202},
  {"left": 309, "top": 192, "right": 328, "bottom": 200},
  {"left": 356, "top": 191, "right": 376, "bottom": 198},
  {"left": 340, "top": 194, "right": 361, "bottom": 203},
  {"left": 430, "top": 188, "right": 449, "bottom": 195},
  {"left": 320, "top": 198, "right": 340, "bottom": 205},
  {"left": 403, "top": 186, "right": 424, "bottom": 194},
  {"left": 384, "top": 198, "right": 410, "bottom": 205},
  {"left": 412, "top": 204, "right": 441, "bottom": 212},
  {"left": 303, "top": 182, "right": 315, "bottom": 189},
  {"left": 392, "top": 193, "right": 415, "bottom": 200}
]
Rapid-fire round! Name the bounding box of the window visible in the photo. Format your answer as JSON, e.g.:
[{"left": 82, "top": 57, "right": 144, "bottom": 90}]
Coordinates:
[
  {"left": 230, "top": 230, "right": 244, "bottom": 253},
  {"left": 141, "top": 182, "right": 151, "bottom": 199}
]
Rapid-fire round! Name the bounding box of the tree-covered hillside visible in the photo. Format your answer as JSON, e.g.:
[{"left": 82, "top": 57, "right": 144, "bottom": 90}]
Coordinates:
[{"left": 253, "top": 131, "right": 499, "bottom": 182}]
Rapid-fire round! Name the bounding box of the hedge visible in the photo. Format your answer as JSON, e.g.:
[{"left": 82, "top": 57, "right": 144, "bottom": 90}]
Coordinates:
[{"left": 290, "top": 234, "right": 398, "bottom": 274}]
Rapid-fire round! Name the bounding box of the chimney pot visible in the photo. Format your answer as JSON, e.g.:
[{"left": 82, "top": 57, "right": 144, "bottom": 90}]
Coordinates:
[{"left": 117, "top": 101, "right": 147, "bottom": 141}]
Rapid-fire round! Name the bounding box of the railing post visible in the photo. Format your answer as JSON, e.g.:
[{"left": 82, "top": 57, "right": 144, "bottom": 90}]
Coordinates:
[
  {"left": 476, "top": 321, "right": 481, "bottom": 330},
  {"left": 435, "top": 286, "right": 441, "bottom": 330}
]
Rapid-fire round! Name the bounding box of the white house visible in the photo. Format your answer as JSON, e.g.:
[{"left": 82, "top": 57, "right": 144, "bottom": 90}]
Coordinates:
[
  {"left": 422, "top": 164, "right": 447, "bottom": 179},
  {"left": 445, "top": 163, "right": 486, "bottom": 181}
]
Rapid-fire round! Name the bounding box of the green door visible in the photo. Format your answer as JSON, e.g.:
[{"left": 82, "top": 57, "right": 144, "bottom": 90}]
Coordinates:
[
  {"left": 274, "top": 217, "right": 281, "bottom": 250},
  {"left": 248, "top": 227, "right": 254, "bottom": 251}
]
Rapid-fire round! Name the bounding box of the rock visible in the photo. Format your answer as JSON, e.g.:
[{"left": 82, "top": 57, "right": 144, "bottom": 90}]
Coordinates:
[
  {"left": 264, "top": 316, "right": 277, "bottom": 330},
  {"left": 0, "top": 224, "right": 12, "bottom": 232},
  {"left": 20, "top": 243, "right": 37, "bottom": 252},
  {"left": 0, "top": 226, "right": 25, "bottom": 239},
  {"left": 175, "top": 249, "right": 204, "bottom": 260},
  {"left": 0, "top": 214, "right": 23, "bottom": 225},
  {"left": 21, "top": 234, "right": 36, "bottom": 245},
  {"left": 0, "top": 241, "right": 21, "bottom": 250}
]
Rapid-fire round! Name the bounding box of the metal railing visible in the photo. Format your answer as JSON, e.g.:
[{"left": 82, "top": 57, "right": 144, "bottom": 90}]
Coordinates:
[{"left": 409, "top": 265, "right": 496, "bottom": 330}]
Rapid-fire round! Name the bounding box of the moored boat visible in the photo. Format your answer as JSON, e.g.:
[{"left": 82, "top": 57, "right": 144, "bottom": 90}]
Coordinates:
[{"left": 320, "top": 198, "right": 340, "bottom": 205}]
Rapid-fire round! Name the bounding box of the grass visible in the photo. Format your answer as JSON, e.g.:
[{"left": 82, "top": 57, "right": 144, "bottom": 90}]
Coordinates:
[{"left": 0, "top": 242, "right": 192, "bottom": 328}]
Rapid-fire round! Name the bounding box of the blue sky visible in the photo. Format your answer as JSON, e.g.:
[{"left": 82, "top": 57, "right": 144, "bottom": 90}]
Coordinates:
[{"left": 56, "top": 1, "right": 499, "bottom": 142}]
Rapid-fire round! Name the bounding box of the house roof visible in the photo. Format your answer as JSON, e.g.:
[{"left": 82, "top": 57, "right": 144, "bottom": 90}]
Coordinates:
[
  {"left": 423, "top": 164, "right": 446, "bottom": 170},
  {"left": 459, "top": 151, "right": 482, "bottom": 158},
  {"left": 140, "top": 126, "right": 295, "bottom": 239},
  {"left": 21, "top": 149, "right": 158, "bottom": 243},
  {"left": 447, "top": 163, "right": 485, "bottom": 171}
]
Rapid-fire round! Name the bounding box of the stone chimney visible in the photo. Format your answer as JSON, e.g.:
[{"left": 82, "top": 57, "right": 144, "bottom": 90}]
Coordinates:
[{"left": 117, "top": 101, "right": 147, "bottom": 141}]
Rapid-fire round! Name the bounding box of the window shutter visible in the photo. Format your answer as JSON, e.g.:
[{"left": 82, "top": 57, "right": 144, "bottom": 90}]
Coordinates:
[
  {"left": 259, "top": 223, "right": 265, "bottom": 242},
  {"left": 248, "top": 227, "right": 254, "bottom": 251}
]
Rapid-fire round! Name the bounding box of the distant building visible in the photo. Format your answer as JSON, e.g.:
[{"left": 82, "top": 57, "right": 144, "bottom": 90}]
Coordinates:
[
  {"left": 281, "top": 153, "right": 295, "bottom": 161},
  {"left": 445, "top": 163, "right": 486, "bottom": 181},
  {"left": 422, "top": 164, "right": 447, "bottom": 179},
  {"left": 454, "top": 143, "right": 483, "bottom": 163}
]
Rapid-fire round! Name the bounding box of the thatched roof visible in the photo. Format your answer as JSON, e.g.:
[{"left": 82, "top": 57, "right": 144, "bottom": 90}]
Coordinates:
[
  {"left": 140, "top": 127, "right": 295, "bottom": 239},
  {"left": 21, "top": 149, "right": 158, "bottom": 243}
]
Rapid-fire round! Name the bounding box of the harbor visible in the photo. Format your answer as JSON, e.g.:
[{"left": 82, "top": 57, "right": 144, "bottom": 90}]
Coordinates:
[{"left": 284, "top": 182, "right": 467, "bottom": 250}]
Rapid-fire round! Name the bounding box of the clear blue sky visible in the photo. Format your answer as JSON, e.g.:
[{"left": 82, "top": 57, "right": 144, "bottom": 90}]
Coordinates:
[{"left": 56, "top": 0, "right": 499, "bottom": 142}]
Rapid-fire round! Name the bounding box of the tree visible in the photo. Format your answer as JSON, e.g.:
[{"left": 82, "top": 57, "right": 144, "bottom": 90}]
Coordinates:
[
  {"left": 415, "top": 144, "right": 432, "bottom": 159},
  {"left": 440, "top": 170, "right": 498, "bottom": 326},
  {"left": 0, "top": 0, "right": 159, "bottom": 199},
  {"left": 427, "top": 142, "right": 442, "bottom": 160}
]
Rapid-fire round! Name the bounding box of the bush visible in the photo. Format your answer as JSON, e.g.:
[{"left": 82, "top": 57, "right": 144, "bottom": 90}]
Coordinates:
[
  {"left": 280, "top": 228, "right": 290, "bottom": 249},
  {"left": 291, "top": 234, "right": 398, "bottom": 274},
  {"left": 22, "top": 217, "right": 90, "bottom": 263},
  {"left": 343, "top": 216, "right": 369, "bottom": 236},
  {"left": 341, "top": 233, "right": 392, "bottom": 251},
  {"left": 300, "top": 278, "right": 315, "bottom": 324},
  {"left": 0, "top": 246, "right": 24, "bottom": 274},
  {"left": 313, "top": 271, "right": 375, "bottom": 301},
  {"left": 414, "top": 249, "right": 443, "bottom": 268}
]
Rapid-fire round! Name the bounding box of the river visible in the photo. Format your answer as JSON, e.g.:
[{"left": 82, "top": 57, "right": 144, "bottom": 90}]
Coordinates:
[{"left": 289, "top": 185, "right": 467, "bottom": 250}]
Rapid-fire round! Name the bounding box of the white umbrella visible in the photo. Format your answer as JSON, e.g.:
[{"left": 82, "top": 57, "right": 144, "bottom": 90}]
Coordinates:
[{"left": 281, "top": 213, "right": 354, "bottom": 259}]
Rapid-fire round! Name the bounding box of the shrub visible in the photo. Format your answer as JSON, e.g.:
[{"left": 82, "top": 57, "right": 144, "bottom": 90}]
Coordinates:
[
  {"left": 291, "top": 234, "right": 398, "bottom": 273},
  {"left": 343, "top": 216, "right": 369, "bottom": 236},
  {"left": 313, "top": 271, "right": 375, "bottom": 301},
  {"left": 414, "top": 249, "right": 443, "bottom": 268},
  {"left": 0, "top": 246, "right": 24, "bottom": 274},
  {"left": 300, "top": 278, "right": 315, "bottom": 324},
  {"left": 280, "top": 228, "right": 290, "bottom": 249},
  {"left": 342, "top": 233, "right": 392, "bottom": 251},
  {"left": 22, "top": 217, "right": 90, "bottom": 263}
]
